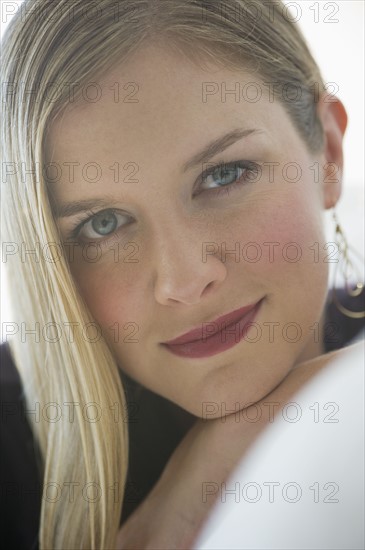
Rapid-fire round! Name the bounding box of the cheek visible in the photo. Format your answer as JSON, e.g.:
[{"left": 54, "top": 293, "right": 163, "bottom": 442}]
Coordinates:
[
  {"left": 229, "top": 188, "right": 327, "bottom": 283},
  {"left": 70, "top": 261, "right": 146, "bottom": 336},
  {"left": 259, "top": 207, "right": 322, "bottom": 262}
]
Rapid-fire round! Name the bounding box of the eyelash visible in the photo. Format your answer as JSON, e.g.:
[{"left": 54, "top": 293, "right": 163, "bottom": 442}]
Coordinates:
[
  {"left": 197, "top": 159, "right": 258, "bottom": 197},
  {"left": 66, "top": 160, "right": 259, "bottom": 245}
]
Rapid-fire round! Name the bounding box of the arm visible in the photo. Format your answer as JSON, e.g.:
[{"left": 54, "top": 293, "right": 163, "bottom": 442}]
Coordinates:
[{"left": 116, "top": 341, "right": 364, "bottom": 549}]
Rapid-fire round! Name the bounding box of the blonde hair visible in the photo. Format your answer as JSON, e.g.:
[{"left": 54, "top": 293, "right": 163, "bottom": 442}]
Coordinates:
[{"left": 1, "top": 1, "right": 326, "bottom": 547}]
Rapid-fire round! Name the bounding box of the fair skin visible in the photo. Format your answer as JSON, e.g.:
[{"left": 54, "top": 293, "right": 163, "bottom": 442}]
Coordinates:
[{"left": 45, "top": 43, "right": 350, "bottom": 546}]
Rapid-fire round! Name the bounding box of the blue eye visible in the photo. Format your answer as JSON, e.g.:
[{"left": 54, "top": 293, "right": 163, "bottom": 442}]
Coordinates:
[
  {"left": 65, "top": 160, "right": 259, "bottom": 245},
  {"left": 198, "top": 160, "right": 259, "bottom": 196},
  {"left": 89, "top": 211, "right": 118, "bottom": 236},
  {"left": 69, "top": 209, "right": 132, "bottom": 244}
]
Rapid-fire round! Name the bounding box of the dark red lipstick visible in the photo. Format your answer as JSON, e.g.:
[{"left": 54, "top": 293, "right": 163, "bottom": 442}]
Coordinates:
[{"left": 161, "top": 298, "right": 264, "bottom": 359}]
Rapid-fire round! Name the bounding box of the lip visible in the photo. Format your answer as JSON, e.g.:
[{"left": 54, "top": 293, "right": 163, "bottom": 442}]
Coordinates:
[{"left": 161, "top": 297, "right": 264, "bottom": 359}]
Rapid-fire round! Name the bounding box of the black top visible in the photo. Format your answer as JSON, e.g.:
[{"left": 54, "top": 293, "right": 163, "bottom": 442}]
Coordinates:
[{"left": 1, "top": 288, "right": 364, "bottom": 549}]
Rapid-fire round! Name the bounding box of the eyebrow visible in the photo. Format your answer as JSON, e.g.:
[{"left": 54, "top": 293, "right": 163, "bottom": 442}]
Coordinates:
[
  {"left": 54, "top": 197, "right": 118, "bottom": 219},
  {"left": 55, "top": 127, "right": 262, "bottom": 219},
  {"left": 182, "top": 127, "right": 262, "bottom": 172}
]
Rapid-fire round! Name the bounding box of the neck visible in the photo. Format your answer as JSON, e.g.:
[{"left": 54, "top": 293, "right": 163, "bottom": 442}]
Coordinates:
[{"left": 296, "top": 303, "right": 327, "bottom": 364}]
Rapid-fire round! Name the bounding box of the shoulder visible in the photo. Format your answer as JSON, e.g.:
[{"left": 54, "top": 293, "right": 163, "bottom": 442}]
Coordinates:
[{"left": 0, "top": 341, "right": 41, "bottom": 550}]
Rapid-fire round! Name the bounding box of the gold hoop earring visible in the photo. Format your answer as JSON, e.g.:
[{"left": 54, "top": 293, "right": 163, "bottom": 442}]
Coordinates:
[{"left": 331, "top": 209, "right": 365, "bottom": 319}]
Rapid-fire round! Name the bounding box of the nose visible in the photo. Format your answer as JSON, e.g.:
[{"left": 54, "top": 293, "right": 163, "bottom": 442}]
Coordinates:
[{"left": 152, "top": 219, "right": 227, "bottom": 306}]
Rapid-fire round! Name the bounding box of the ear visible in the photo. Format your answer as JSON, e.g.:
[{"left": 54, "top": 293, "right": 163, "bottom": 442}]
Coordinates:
[{"left": 316, "top": 94, "right": 347, "bottom": 209}]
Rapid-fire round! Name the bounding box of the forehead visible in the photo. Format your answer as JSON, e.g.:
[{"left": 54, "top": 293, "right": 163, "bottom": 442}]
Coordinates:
[{"left": 45, "top": 44, "right": 289, "bottom": 167}]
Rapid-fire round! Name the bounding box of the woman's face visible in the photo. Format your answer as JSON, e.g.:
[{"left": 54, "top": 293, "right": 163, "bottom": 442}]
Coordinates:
[{"left": 46, "top": 44, "right": 345, "bottom": 417}]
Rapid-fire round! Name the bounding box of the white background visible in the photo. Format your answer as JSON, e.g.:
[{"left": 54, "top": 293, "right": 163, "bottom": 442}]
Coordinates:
[{"left": 1, "top": 1, "right": 364, "bottom": 341}]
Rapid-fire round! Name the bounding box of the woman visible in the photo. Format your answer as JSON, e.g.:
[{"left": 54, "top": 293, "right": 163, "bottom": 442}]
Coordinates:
[{"left": 1, "top": 0, "right": 364, "bottom": 548}]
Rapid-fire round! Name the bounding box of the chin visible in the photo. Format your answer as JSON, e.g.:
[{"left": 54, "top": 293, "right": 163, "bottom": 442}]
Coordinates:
[{"left": 191, "top": 367, "right": 288, "bottom": 420}]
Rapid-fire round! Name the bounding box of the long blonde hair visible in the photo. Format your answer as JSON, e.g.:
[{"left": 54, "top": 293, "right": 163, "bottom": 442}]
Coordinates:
[{"left": 1, "top": 1, "right": 326, "bottom": 547}]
